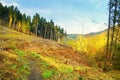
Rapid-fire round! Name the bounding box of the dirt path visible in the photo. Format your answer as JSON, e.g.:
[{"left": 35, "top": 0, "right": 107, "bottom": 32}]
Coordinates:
[{"left": 28, "top": 58, "right": 42, "bottom": 80}]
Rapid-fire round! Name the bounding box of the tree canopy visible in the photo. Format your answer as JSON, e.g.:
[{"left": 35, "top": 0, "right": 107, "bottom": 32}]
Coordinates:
[{"left": 0, "top": 3, "right": 66, "bottom": 41}]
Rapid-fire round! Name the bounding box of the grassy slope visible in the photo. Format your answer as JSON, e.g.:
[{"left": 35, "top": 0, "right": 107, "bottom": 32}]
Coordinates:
[{"left": 0, "top": 27, "right": 119, "bottom": 80}]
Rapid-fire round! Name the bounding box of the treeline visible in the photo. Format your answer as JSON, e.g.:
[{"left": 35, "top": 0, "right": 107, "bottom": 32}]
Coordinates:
[
  {"left": 105, "top": 0, "right": 120, "bottom": 70},
  {"left": 0, "top": 3, "right": 66, "bottom": 41}
]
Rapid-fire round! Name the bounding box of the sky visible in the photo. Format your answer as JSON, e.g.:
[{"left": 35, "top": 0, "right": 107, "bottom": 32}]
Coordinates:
[{"left": 0, "top": 0, "right": 109, "bottom": 34}]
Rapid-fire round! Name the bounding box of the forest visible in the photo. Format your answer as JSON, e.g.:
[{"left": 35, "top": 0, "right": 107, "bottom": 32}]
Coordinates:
[
  {"left": 66, "top": 0, "right": 120, "bottom": 71},
  {"left": 0, "top": 3, "right": 66, "bottom": 41}
]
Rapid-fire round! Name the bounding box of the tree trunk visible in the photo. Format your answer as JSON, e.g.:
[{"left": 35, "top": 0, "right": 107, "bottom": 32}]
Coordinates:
[
  {"left": 36, "top": 26, "right": 38, "bottom": 36},
  {"left": 44, "top": 27, "right": 47, "bottom": 38},
  {"left": 104, "top": 0, "right": 112, "bottom": 71},
  {"left": 110, "top": 0, "right": 117, "bottom": 61}
]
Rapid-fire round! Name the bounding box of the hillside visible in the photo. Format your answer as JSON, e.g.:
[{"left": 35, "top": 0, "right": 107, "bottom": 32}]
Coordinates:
[
  {"left": 0, "top": 27, "right": 119, "bottom": 80},
  {"left": 67, "top": 30, "right": 105, "bottom": 40},
  {"left": 67, "top": 34, "right": 81, "bottom": 40}
]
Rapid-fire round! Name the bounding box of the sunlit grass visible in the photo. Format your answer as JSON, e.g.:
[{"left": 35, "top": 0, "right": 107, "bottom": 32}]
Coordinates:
[
  {"left": 0, "top": 29, "right": 33, "bottom": 42},
  {"left": 40, "top": 55, "right": 73, "bottom": 73},
  {"left": 39, "top": 54, "right": 90, "bottom": 74},
  {"left": 15, "top": 50, "right": 25, "bottom": 57},
  {"left": 107, "top": 71, "right": 120, "bottom": 79},
  {"left": 42, "top": 70, "right": 53, "bottom": 78},
  {"left": 0, "top": 28, "right": 119, "bottom": 80},
  {"left": 0, "top": 50, "right": 30, "bottom": 80},
  {"left": 31, "top": 52, "right": 40, "bottom": 58}
]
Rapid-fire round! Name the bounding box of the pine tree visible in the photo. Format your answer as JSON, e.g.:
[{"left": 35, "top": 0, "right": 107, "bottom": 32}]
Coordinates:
[{"left": 32, "top": 13, "right": 40, "bottom": 36}]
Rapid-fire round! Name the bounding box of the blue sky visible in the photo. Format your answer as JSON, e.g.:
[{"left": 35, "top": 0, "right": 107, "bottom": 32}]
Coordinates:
[{"left": 0, "top": 0, "right": 109, "bottom": 34}]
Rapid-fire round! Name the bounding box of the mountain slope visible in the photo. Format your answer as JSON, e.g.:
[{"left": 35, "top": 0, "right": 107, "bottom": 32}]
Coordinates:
[{"left": 0, "top": 27, "right": 116, "bottom": 80}]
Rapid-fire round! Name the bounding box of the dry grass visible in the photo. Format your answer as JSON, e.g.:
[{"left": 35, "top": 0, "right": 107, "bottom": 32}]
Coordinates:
[{"left": 0, "top": 28, "right": 119, "bottom": 80}]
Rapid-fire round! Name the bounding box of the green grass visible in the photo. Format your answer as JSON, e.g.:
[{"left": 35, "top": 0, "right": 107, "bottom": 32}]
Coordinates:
[
  {"left": 79, "top": 76, "right": 83, "bottom": 80},
  {"left": 8, "top": 45, "right": 16, "bottom": 50},
  {"left": 42, "top": 70, "right": 53, "bottom": 78},
  {"left": 14, "top": 50, "right": 30, "bottom": 79},
  {"left": 18, "top": 64, "right": 29, "bottom": 73},
  {"left": 1, "top": 28, "right": 119, "bottom": 80},
  {"left": 39, "top": 60, "right": 58, "bottom": 79},
  {"left": 31, "top": 52, "right": 40, "bottom": 58},
  {"left": 0, "top": 25, "right": 3, "bottom": 30},
  {"left": 58, "top": 65, "right": 73, "bottom": 74},
  {"left": 0, "top": 49, "right": 30, "bottom": 80},
  {"left": 15, "top": 50, "right": 25, "bottom": 57},
  {"left": 107, "top": 71, "right": 120, "bottom": 80},
  {"left": 10, "top": 64, "right": 17, "bottom": 69}
]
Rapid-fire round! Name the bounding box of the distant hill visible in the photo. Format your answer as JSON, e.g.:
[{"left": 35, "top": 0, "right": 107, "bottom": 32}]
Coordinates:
[
  {"left": 67, "top": 30, "right": 106, "bottom": 40},
  {"left": 67, "top": 34, "right": 81, "bottom": 40}
]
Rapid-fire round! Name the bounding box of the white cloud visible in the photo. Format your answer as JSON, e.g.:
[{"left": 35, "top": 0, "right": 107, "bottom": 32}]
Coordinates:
[
  {"left": 0, "top": 0, "right": 19, "bottom": 7},
  {"left": 55, "top": 17, "right": 107, "bottom": 34},
  {"left": 19, "top": 8, "right": 52, "bottom": 18}
]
